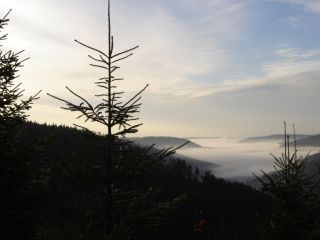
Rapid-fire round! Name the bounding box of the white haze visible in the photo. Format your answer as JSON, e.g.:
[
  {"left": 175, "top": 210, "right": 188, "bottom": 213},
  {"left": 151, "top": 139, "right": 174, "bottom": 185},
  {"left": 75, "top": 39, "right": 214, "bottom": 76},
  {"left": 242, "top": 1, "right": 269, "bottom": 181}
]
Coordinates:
[{"left": 177, "top": 137, "right": 320, "bottom": 179}]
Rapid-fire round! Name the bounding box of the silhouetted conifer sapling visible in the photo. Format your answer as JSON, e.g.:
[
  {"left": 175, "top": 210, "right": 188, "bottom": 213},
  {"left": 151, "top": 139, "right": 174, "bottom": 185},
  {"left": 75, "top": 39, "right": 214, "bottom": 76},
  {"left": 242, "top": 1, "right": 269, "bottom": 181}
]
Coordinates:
[
  {"left": 254, "top": 122, "right": 319, "bottom": 240},
  {"left": 47, "top": 0, "right": 149, "bottom": 232}
]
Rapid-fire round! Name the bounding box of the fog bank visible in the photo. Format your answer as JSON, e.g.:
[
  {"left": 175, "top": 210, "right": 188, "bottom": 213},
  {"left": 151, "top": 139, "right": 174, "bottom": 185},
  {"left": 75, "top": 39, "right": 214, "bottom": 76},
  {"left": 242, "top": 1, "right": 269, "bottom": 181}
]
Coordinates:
[{"left": 178, "top": 137, "right": 319, "bottom": 178}]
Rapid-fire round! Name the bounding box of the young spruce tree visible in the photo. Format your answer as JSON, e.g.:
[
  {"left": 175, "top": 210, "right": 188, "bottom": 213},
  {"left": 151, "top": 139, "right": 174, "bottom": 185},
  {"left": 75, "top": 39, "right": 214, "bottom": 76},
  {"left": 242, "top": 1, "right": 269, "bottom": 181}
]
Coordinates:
[
  {"left": 255, "top": 122, "right": 319, "bottom": 240},
  {"left": 47, "top": 0, "right": 148, "bottom": 233}
]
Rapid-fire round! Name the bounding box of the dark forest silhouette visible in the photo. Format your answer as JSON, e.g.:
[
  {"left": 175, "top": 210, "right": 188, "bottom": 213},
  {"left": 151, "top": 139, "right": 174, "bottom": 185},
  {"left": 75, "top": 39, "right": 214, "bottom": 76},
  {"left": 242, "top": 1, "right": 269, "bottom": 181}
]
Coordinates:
[{"left": 1, "top": 2, "right": 320, "bottom": 240}]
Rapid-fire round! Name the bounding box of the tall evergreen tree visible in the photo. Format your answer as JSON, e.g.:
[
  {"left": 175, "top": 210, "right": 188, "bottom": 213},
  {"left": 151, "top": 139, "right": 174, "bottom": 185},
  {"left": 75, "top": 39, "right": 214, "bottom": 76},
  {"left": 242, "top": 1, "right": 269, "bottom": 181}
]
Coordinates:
[
  {"left": 47, "top": 0, "right": 148, "bottom": 233},
  {"left": 0, "top": 9, "right": 41, "bottom": 240}
]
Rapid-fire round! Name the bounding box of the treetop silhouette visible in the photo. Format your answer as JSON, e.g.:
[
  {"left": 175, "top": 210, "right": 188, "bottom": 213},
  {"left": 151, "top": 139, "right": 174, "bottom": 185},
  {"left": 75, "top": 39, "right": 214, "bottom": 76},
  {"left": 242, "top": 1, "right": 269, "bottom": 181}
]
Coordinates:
[
  {"left": 0, "top": 9, "right": 41, "bottom": 128},
  {"left": 47, "top": 0, "right": 148, "bottom": 138}
]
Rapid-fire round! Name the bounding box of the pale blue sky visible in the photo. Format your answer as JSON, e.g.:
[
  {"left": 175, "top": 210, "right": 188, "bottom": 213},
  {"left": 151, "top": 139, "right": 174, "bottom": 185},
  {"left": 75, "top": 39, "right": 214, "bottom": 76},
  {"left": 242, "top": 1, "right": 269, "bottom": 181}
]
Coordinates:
[{"left": 1, "top": 0, "right": 320, "bottom": 137}]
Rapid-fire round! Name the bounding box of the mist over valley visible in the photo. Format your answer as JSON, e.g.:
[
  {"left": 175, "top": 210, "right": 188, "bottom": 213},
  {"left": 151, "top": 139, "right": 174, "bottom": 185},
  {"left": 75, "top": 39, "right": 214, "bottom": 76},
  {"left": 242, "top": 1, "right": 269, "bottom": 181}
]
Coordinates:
[{"left": 177, "top": 136, "right": 320, "bottom": 179}]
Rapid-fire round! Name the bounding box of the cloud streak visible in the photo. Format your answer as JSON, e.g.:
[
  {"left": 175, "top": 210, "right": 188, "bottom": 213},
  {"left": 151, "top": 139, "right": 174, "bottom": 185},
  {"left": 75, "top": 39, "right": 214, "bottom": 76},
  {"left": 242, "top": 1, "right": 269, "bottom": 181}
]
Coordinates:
[
  {"left": 270, "top": 0, "right": 320, "bottom": 13},
  {"left": 173, "top": 47, "right": 320, "bottom": 98},
  {"left": 274, "top": 46, "right": 320, "bottom": 60}
]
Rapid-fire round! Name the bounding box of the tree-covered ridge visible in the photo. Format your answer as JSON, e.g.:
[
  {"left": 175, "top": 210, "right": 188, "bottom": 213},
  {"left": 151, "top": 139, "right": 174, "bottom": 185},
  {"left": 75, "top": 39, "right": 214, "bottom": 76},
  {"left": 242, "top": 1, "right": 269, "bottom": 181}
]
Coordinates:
[
  {"left": 130, "top": 136, "right": 202, "bottom": 149},
  {"left": 240, "top": 134, "right": 310, "bottom": 143},
  {"left": 286, "top": 134, "right": 320, "bottom": 147},
  {"left": 19, "top": 121, "right": 214, "bottom": 171}
]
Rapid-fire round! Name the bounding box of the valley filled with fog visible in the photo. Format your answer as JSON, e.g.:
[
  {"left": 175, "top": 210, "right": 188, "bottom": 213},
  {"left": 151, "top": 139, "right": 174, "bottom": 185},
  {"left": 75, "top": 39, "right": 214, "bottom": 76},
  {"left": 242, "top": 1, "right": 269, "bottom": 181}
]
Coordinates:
[{"left": 178, "top": 137, "right": 320, "bottom": 179}]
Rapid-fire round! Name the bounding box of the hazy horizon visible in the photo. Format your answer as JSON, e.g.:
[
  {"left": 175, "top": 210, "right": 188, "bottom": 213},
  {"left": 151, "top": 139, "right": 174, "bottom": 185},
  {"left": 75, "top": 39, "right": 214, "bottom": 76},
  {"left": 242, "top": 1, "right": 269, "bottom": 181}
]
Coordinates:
[{"left": 133, "top": 132, "right": 320, "bottom": 139}]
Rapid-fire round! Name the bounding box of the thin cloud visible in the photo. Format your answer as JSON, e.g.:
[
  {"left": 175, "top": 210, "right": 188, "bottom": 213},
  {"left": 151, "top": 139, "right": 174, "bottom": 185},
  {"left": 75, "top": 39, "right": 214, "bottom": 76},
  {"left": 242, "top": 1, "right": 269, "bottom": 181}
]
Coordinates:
[
  {"left": 174, "top": 51, "right": 320, "bottom": 98},
  {"left": 270, "top": 0, "right": 320, "bottom": 13},
  {"left": 274, "top": 47, "right": 320, "bottom": 60},
  {"left": 277, "top": 15, "right": 304, "bottom": 27},
  {"left": 110, "top": 0, "right": 251, "bottom": 91}
]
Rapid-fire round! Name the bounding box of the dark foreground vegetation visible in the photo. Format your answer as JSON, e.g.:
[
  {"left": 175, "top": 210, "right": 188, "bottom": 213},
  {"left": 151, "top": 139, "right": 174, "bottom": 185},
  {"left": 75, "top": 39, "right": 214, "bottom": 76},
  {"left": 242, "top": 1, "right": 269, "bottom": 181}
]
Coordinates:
[
  {"left": 2, "top": 2, "right": 320, "bottom": 240},
  {"left": 3, "top": 120, "right": 320, "bottom": 240},
  {"left": 2, "top": 122, "right": 272, "bottom": 240}
]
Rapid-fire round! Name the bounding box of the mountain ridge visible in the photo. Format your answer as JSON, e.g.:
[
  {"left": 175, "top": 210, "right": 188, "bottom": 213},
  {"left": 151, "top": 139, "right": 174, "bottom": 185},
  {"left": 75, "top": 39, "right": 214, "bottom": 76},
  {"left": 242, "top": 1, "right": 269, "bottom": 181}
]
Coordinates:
[
  {"left": 130, "top": 136, "right": 202, "bottom": 149},
  {"left": 240, "top": 134, "right": 310, "bottom": 143}
]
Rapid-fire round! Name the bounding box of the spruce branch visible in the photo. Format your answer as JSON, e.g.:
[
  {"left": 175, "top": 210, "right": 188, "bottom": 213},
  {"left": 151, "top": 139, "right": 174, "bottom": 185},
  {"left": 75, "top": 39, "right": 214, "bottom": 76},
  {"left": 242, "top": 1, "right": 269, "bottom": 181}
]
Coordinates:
[
  {"left": 74, "top": 39, "right": 109, "bottom": 59},
  {"left": 111, "top": 46, "right": 139, "bottom": 59}
]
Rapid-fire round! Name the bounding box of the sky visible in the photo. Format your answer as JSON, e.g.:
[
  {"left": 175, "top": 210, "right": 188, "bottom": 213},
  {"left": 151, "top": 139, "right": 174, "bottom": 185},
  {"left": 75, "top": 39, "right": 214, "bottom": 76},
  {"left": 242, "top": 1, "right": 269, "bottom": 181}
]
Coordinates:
[{"left": 1, "top": 0, "right": 320, "bottom": 137}]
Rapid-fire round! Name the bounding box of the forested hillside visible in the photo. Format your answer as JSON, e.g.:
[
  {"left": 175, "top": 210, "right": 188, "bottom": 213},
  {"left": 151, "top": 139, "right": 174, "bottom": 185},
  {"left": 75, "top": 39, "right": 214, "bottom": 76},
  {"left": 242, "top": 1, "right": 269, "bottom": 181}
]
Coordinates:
[{"left": 3, "top": 122, "right": 272, "bottom": 240}]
